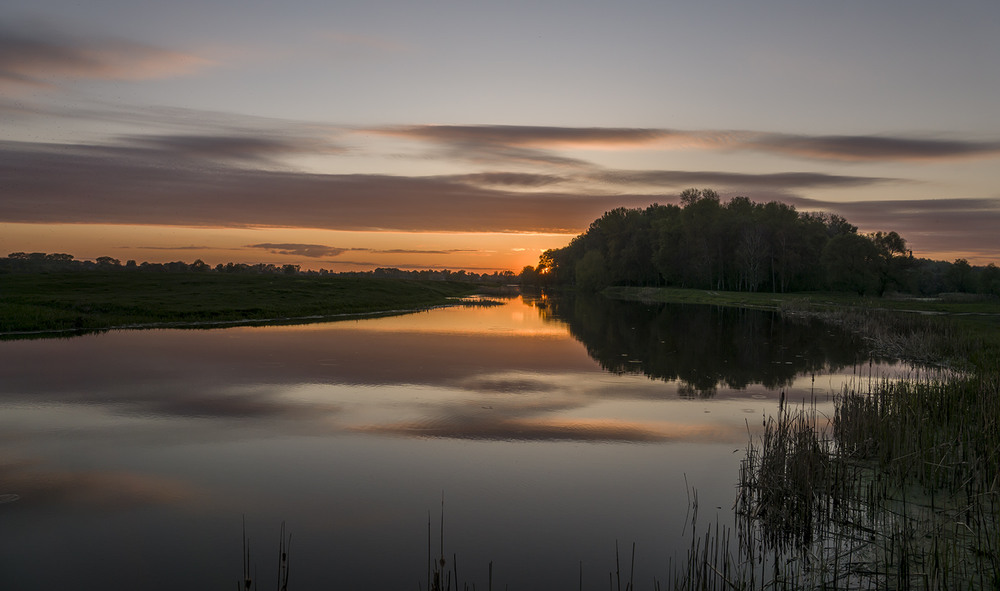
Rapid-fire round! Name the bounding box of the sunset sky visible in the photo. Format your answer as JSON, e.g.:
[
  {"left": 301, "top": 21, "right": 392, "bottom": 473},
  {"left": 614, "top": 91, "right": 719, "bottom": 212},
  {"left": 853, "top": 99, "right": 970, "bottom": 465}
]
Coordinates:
[{"left": 3, "top": 1, "right": 1000, "bottom": 271}]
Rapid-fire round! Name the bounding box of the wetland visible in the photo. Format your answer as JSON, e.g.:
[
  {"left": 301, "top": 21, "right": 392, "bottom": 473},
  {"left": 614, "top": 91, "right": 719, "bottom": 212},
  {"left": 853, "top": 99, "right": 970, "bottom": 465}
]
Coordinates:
[{"left": 0, "top": 289, "right": 994, "bottom": 589}]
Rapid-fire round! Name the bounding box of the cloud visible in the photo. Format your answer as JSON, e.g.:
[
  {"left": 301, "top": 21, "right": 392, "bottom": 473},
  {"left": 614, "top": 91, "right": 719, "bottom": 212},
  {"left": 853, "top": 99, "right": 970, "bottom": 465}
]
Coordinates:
[
  {"left": 0, "top": 140, "right": 648, "bottom": 233},
  {"left": 4, "top": 138, "right": 1000, "bottom": 260},
  {"left": 448, "top": 172, "right": 567, "bottom": 188},
  {"left": 247, "top": 243, "right": 357, "bottom": 257},
  {"left": 320, "top": 259, "right": 382, "bottom": 267},
  {"left": 648, "top": 129, "right": 1000, "bottom": 162},
  {"left": 131, "top": 245, "right": 214, "bottom": 250},
  {"left": 592, "top": 169, "right": 891, "bottom": 189},
  {"left": 120, "top": 133, "right": 343, "bottom": 163},
  {"left": 5, "top": 112, "right": 1000, "bottom": 264},
  {"left": 0, "top": 25, "right": 211, "bottom": 91},
  {"left": 743, "top": 133, "right": 1000, "bottom": 162},
  {"left": 376, "top": 124, "right": 673, "bottom": 148},
  {"left": 374, "top": 125, "right": 1000, "bottom": 164},
  {"left": 371, "top": 248, "right": 479, "bottom": 255},
  {"left": 779, "top": 194, "right": 1000, "bottom": 260},
  {"left": 246, "top": 244, "right": 484, "bottom": 258},
  {"left": 366, "top": 125, "right": 602, "bottom": 168}
]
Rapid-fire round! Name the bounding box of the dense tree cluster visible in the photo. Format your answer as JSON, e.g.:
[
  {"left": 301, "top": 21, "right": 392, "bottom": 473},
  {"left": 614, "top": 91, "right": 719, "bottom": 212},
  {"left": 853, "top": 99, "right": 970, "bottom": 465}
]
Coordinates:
[
  {"left": 1, "top": 252, "right": 517, "bottom": 284},
  {"left": 521, "top": 189, "right": 1000, "bottom": 297},
  {"left": 2, "top": 252, "right": 299, "bottom": 275}
]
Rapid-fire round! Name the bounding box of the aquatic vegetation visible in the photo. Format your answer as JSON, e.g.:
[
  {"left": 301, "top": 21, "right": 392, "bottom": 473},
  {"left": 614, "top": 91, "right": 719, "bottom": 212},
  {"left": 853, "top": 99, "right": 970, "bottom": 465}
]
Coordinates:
[
  {"left": 239, "top": 519, "right": 291, "bottom": 591},
  {"left": 665, "top": 372, "right": 999, "bottom": 590},
  {"left": 598, "top": 287, "right": 999, "bottom": 589}
]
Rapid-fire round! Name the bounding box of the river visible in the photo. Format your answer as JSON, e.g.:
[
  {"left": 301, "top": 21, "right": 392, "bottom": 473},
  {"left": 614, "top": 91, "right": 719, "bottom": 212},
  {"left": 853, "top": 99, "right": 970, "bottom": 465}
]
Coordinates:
[{"left": 0, "top": 293, "right": 896, "bottom": 590}]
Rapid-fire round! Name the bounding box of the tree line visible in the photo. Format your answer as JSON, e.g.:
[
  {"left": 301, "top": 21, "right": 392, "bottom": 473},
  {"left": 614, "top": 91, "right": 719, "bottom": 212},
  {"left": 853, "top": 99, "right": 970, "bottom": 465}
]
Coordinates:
[
  {"left": 520, "top": 188, "right": 1000, "bottom": 297},
  {"left": 0, "top": 252, "right": 518, "bottom": 284}
]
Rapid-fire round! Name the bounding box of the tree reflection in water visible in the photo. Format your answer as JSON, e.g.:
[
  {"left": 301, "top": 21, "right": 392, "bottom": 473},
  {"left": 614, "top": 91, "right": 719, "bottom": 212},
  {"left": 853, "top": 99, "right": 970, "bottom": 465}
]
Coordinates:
[{"left": 530, "top": 292, "right": 870, "bottom": 397}]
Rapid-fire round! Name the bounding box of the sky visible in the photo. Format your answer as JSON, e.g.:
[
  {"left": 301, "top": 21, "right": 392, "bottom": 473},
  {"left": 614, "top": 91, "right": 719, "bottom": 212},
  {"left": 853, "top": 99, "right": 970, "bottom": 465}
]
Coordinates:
[{"left": 3, "top": 0, "right": 1000, "bottom": 272}]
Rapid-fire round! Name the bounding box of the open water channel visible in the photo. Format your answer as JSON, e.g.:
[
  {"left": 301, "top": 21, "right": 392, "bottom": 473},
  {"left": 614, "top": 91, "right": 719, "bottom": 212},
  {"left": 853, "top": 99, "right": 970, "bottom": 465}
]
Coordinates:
[{"left": 0, "top": 293, "right": 901, "bottom": 589}]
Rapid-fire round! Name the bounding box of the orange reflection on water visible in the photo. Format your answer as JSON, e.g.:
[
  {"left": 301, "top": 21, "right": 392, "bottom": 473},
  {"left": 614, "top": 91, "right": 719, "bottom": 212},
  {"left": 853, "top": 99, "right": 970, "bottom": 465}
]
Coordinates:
[{"left": 0, "top": 457, "right": 199, "bottom": 510}]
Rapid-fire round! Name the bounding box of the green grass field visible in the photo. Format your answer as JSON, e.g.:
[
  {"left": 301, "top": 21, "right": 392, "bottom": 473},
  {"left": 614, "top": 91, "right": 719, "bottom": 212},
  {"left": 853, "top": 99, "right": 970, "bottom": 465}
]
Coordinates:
[{"left": 0, "top": 272, "right": 477, "bottom": 336}]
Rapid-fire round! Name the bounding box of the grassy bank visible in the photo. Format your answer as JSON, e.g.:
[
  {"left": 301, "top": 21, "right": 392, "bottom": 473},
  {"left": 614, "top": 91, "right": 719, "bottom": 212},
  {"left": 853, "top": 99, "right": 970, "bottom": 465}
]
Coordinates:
[
  {"left": 603, "top": 285, "right": 1000, "bottom": 316},
  {"left": 0, "top": 272, "right": 477, "bottom": 336},
  {"left": 604, "top": 286, "right": 1000, "bottom": 371}
]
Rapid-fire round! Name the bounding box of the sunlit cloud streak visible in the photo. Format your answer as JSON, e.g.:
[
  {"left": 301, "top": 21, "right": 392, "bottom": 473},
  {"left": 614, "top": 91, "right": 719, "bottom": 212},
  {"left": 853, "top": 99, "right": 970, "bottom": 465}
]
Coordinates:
[
  {"left": 447, "top": 172, "right": 567, "bottom": 187},
  {"left": 372, "top": 248, "right": 480, "bottom": 255},
  {"left": 0, "top": 25, "right": 211, "bottom": 91},
  {"left": 376, "top": 124, "right": 672, "bottom": 147},
  {"left": 375, "top": 124, "right": 1000, "bottom": 163},
  {"left": 367, "top": 126, "right": 598, "bottom": 168}
]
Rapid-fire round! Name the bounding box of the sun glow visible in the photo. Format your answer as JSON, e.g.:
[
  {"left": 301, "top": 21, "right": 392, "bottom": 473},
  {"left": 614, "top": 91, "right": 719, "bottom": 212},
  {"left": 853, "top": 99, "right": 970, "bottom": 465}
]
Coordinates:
[{"left": 0, "top": 223, "right": 573, "bottom": 273}]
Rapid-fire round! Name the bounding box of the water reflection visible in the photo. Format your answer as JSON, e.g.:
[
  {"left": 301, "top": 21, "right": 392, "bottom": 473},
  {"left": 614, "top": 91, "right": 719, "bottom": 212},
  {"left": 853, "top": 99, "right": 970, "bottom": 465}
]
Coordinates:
[
  {"left": 533, "top": 292, "right": 869, "bottom": 396},
  {"left": 0, "top": 294, "right": 894, "bottom": 591}
]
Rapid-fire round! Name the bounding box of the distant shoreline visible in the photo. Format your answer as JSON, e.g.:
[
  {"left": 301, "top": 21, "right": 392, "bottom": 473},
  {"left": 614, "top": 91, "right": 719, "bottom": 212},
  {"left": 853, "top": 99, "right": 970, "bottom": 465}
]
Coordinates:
[{"left": 0, "top": 272, "right": 479, "bottom": 339}]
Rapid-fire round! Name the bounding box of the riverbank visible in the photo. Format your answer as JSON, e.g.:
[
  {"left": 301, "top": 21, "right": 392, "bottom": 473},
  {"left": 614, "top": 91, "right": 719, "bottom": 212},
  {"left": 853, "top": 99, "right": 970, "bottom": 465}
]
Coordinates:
[
  {"left": 0, "top": 272, "right": 478, "bottom": 337},
  {"left": 603, "top": 285, "right": 1000, "bottom": 371},
  {"left": 602, "top": 285, "right": 1000, "bottom": 315}
]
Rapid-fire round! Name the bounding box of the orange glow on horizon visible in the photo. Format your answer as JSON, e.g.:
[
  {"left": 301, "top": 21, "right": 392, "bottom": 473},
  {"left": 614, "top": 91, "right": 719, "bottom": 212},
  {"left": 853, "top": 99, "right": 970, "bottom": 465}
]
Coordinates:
[{"left": 0, "top": 222, "right": 575, "bottom": 273}]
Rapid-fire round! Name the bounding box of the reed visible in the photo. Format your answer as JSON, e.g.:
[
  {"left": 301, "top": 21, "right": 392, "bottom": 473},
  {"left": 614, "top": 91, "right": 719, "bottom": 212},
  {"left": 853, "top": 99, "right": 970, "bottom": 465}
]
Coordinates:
[
  {"left": 663, "top": 368, "right": 999, "bottom": 590},
  {"left": 239, "top": 519, "right": 292, "bottom": 591},
  {"left": 778, "top": 301, "right": 970, "bottom": 368}
]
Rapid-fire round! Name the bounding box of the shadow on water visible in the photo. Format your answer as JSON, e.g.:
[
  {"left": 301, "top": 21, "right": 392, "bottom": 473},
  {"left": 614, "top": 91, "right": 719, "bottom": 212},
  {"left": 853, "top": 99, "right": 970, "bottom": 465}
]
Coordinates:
[{"left": 529, "top": 291, "right": 872, "bottom": 396}]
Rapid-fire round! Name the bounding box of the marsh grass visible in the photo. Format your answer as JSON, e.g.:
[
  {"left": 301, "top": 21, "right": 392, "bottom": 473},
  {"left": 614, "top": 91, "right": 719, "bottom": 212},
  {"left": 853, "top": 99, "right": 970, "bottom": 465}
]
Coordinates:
[
  {"left": 667, "top": 370, "right": 999, "bottom": 590},
  {"left": 778, "top": 303, "right": 970, "bottom": 368},
  {"left": 239, "top": 519, "right": 291, "bottom": 591}
]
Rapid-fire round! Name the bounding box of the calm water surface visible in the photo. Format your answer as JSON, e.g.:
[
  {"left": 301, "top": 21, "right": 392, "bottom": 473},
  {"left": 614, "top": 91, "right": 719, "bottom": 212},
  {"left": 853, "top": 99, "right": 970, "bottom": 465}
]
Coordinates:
[{"left": 0, "top": 295, "right": 902, "bottom": 590}]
